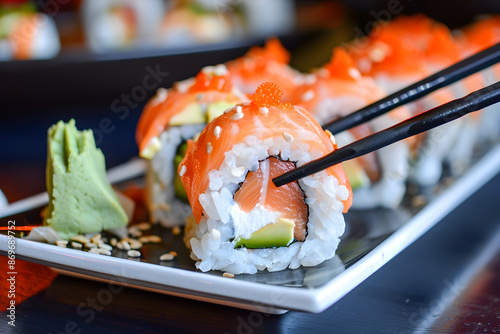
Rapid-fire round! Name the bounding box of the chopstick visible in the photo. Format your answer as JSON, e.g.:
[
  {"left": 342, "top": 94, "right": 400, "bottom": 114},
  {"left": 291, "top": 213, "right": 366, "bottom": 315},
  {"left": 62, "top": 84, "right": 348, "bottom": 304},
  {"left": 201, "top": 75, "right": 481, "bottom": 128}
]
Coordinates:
[
  {"left": 273, "top": 81, "right": 500, "bottom": 187},
  {"left": 323, "top": 42, "right": 500, "bottom": 135}
]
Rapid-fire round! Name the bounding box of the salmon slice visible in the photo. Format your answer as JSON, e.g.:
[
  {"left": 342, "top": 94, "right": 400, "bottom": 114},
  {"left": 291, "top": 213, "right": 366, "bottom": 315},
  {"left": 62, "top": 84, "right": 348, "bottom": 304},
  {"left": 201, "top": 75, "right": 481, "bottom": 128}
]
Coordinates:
[
  {"left": 180, "top": 82, "right": 353, "bottom": 223},
  {"left": 234, "top": 157, "right": 308, "bottom": 241},
  {"left": 226, "top": 38, "right": 300, "bottom": 102},
  {"left": 135, "top": 67, "right": 247, "bottom": 157}
]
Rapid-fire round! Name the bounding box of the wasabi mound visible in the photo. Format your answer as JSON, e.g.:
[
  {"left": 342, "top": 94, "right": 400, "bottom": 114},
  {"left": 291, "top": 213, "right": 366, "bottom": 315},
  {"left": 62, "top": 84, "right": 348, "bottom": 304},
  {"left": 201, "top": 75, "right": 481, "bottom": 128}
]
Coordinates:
[{"left": 44, "top": 119, "right": 128, "bottom": 240}]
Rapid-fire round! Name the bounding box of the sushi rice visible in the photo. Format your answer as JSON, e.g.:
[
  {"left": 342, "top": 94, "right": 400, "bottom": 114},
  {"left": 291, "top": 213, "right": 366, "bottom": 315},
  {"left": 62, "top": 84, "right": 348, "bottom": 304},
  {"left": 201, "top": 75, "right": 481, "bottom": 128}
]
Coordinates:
[
  {"left": 146, "top": 124, "right": 204, "bottom": 227},
  {"left": 184, "top": 134, "right": 348, "bottom": 274}
]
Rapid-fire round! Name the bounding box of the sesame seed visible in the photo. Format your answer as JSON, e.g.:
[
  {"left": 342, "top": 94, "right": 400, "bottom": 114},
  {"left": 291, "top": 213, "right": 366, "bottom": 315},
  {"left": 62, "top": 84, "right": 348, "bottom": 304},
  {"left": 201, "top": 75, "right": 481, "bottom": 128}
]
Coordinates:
[
  {"left": 89, "top": 248, "right": 111, "bottom": 256},
  {"left": 152, "top": 88, "right": 168, "bottom": 106},
  {"left": 169, "top": 251, "right": 178, "bottom": 257},
  {"left": 283, "top": 132, "right": 294, "bottom": 143},
  {"left": 236, "top": 106, "right": 242, "bottom": 113},
  {"left": 207, "top": 142, "right": 213, "bottom": 154},
  {"left": 127, "top": 250, "right": 141, "bottom": 258},
  {"left": 136, "top": 222, "right": 152, "bottom": 231},
  {"left": 232, "top": 112, "right": 244, "bottom": 120},
  {"left": 85, "top": 242, "right": 97, "bottom": 249},
  {"left": 125, "top": 238, "right": 143, "bottom": 250},
  {"left": 201, "top": 65, "right": 215, "bottom": 74},
  {"left": 70, "top": 235, "right": 89, "bottom": 244},
  {"left": 110, "top": 238, "right": 117, "bottom": 246},
  {"left": 55, "top": 240, "right": 68, "bottom": 247},
  {"left": 301, "top": 90, "right": 314, "bottom": 102},
  {"left": 214, "top": 64, "right": 228, "bottom": 76},
  {"left": 117, "top": 240, "right": 131, "bottom": 251},
  {"left": 231, "top": 166, "right": 246, "bottom": 177},
  {"left": 128, "top": 227, "right": 142, "bottom": 238},
  {"left": 223, "top": 272, "right": 235, "bottom": 278},
  {"left": 71, "top": 242, "right": 83, "bottom": 249},
  {"left": 175, "top": 78, "right": 195, "bottom": 93},
  {"left": 90, "top": 233, "right": 102, "bottom": 243},
  {"left": 214, "top": 126, "right": 222, "bottom": 138},
  {"left": 259, "top": 107, "right": 269, "bottom": 115},
  {"left": 159, "top": 253, "right": 174, "bottom": 261},
  {"left": 99, "top": 243, "right": 113, "bottom": 251},
  {"left": 369, "top": 47, "right": 386, "bottom": 62},
  {"left": 348, "top": 67, "right": 362, "bottom": 79},
  {"left": 179, "top": 165, "right": 187, "bottom": 177},
  {"left": 139, "top": 235, "right": 162, "bottom": 244},
  {"left": 172, "top": 226, "right": 181, "bottom": 236}
]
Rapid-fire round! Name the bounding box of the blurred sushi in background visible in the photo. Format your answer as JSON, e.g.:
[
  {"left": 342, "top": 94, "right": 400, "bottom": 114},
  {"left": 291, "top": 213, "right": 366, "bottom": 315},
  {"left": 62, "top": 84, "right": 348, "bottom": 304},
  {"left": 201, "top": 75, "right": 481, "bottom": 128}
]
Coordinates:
[
  {"left": 346, "top": 18, "right": 471, "bottom": 188},
  {"left": 81, "top": 0, "right": 164, "bottom": 52},
  {"left": 226, "top": 38, "right": 304, "bottom": 102},
  {"left": 156, "top": 0, "right": 244, "bottom": 47},
  {"left": 0, "top": 0, "right": 60, "bottom": 60},
  {"left": 295, "top": 48, "right": 412, "bottom": 209},
  {"left": 456, "top": 16, "right": 500, "bottom": 145},
  {"left": 156, "top": 0, "right": 294, "bottom": 48},
  {"left": 135, "top": 64, "right": 248, "bottom": 227}
]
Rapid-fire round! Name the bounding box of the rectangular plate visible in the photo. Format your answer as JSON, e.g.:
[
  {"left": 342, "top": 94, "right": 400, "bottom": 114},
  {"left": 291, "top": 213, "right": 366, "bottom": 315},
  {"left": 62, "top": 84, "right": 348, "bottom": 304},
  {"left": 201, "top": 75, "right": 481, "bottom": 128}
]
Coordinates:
[{"left": 1, "top": 146, "right": 500, "bottom": 314}]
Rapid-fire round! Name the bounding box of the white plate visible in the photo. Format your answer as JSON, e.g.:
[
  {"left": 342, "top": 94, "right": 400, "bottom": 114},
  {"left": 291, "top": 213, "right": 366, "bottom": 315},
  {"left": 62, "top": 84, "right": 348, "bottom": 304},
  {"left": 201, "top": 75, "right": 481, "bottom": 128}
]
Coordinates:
[{"left": 1, "top": 146, "right": 500, "bottom": 314}]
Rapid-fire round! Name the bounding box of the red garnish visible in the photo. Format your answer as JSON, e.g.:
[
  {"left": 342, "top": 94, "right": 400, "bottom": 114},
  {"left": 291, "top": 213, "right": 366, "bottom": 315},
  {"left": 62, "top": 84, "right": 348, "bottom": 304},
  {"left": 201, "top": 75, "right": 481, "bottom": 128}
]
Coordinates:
[{"left": 252, "top": 82, "right": 283, "bottom": 107}]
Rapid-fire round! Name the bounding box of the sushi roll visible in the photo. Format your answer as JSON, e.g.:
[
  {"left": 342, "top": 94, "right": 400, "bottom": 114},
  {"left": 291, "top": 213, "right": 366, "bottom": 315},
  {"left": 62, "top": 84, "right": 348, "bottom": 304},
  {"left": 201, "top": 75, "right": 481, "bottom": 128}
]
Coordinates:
[
  {"left": 156, "top": 0, "right": 244, "bottom": 47},
  {"left": 180, "top": 82, "right": 352, "bottom": 274},
  {"left": 295, "top": 48, "right": 411, "bottom": 209},
  {"left": 422, "top": 26, "right": 485, "bottom": 175},
  {"left": 0, "top": 2, "right": 60, "bottom": 61},
  {"left": 349, "top": 27, "right": 460, "bottom": 187},
  {"left": 81, "top": 0, "right": 165, "bottom": 52},
  {"left": 457, "top": 16, "right": 500, "bottom": 144},
  {"left": 226, "top": 38, "right": 304, "bottom": 103},
  {"left": 136, "top": 64, "right": 248, "bottom": 227}
]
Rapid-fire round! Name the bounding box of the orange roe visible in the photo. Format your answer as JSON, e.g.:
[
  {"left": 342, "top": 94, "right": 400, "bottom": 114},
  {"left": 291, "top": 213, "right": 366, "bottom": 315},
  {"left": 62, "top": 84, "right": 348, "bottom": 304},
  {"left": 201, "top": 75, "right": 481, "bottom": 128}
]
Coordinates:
[{"left": 252, "top": 82, "right": 284, "bottom": 107}]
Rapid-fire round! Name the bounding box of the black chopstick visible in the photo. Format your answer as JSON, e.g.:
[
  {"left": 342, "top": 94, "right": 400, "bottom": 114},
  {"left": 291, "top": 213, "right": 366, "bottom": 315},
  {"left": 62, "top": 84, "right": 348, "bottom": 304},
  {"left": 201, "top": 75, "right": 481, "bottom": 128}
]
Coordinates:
[
  {"left": 323, "top": 42, "right": 500, "bottom": 135},
  {"left": 273, "top": 81, "right": 500, "bottom": 187}
]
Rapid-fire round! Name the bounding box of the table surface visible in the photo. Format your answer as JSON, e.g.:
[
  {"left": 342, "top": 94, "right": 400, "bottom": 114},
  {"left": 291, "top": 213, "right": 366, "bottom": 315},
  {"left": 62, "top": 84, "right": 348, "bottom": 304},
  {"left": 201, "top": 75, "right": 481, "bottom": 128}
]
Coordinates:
[{"left": 0, "top": 163, "right": 499, "bottom": 333}]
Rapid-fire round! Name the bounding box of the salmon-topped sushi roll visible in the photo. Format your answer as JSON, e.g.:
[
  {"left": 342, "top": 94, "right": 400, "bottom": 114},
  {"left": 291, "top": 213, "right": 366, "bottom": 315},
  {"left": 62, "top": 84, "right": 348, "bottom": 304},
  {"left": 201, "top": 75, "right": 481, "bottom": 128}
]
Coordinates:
[
  {"left": 226, "top": 38, "right": 303, "bottom": 102},
  {"left": 457, "top": 16, "right": 500, "bottom": 143},
  {"left": 181, "top": 82, "right": 352, "bottom": 274},
  {"left": 349, "top": 27, "right": 461, "bottom": 187},
  {"left": 136, "top": 64, "right": 249, "bottom": 227},
  {"left": 421, "top": 26, "right": 485, "bottom": 175},
  {"left": 294, "top": 48, "right": 411, "bottom": 209}
]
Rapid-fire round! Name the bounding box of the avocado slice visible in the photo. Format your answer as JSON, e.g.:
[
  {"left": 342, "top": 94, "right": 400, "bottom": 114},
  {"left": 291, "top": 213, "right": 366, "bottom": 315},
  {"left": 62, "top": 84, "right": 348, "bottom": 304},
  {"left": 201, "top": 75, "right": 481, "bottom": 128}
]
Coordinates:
[
  {"left": 341, "top": 160, "right": 370, "bottom": 190},
  {"left": 140, "top": 136, "right": 162, "bottom": 160},
  {"left": 44, "top": 120, "right": 128, "bottom": 240},
  {"left": 173, "top": 142, "right": 189, "bottom": 203},
  {"left": 169, "top": 103, "right": 205, "bottom": 126},
  {"left": 206, "top": 102, "right": 235, "bottom": 123},
  {"left": 234, "top": 218, "right": 295, "bottom": 249}
]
